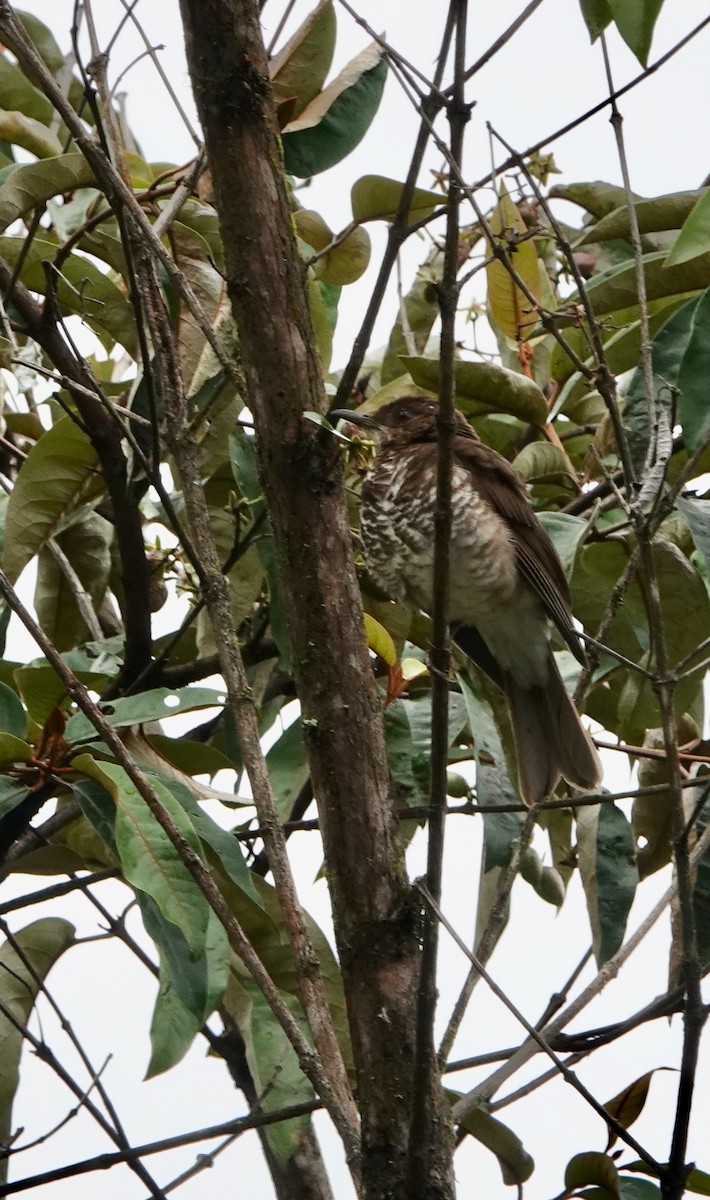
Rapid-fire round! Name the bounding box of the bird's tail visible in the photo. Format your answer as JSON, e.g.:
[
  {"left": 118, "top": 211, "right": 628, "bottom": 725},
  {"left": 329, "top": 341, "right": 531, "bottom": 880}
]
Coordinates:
[{"left": 504, "top": 657, "right": 601, "bottom": 806}]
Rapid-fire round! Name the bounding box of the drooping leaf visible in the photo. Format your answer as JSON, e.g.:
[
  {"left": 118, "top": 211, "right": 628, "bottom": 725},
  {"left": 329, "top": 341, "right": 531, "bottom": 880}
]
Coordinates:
[
  {"left": 676, "top": 288, "right": 710, "bottom": 451},
  {"left": 456, "top": 1102, "right": 534, "bottom": 1185},
  {"left": 282, "top": 43, "right": 387, "bottom": 177},
  {"left": 0, "top": 682, "right": 27, "bottom": 740},
  {"left": 224, "top": 974, "right": 315, "bottom": 1163},
  {"left": 3, "top": 417, "right": 104, "bottom": 584},
  {"left": 0, "top": 55, "right": 54, "bottom": 126},
  {"left": 604, "top": 1070, "right": 667, "bottom": 1150},
  {"left": 401, "top": 355, "right": 548, "bottom": 424},
  {"left": 0, "top": 918, "right": 75, "bottom": 1184},
  {"left": 363, "top": 612, "right": 396, "bottom": 666},
  {"left": 351, "top": 174, "right": 443, "bottom": 224},
  {"left": 381, "top": 244, "right": 444, "bottom": 385},
  {"left": 576, "top": 802, "right": 638, "bottom": 966},
  {"left": 677, "top": 495, "right": 710, "bottom": 574},
  {"left": 35, "top": 513, "right": 112, "bottom": 652},
  {"left": 73, "top": 756, "right": 211, "bottom": 958},
  {"left": 551, "top": 179, "right": 640, "bottom": 221},
  {"left": 265, "top": 719, "right": 310, "bottom": 822},
  {"left": 145, "top": 906, "right": 229, "bottom": 1077},
  {"left": 537, "top": 512, "right": 589, "bottom": 578},
  {"left": 623, "top": 295, "right": 699, "bottom": 470},
  {"left": 270, "top": 0, "right": 337, "bottom": 120},
  {"left": 485, "top": 183, "right": 541, "bottom": 342},
  {"left": 578, "top": 0, "right": 612, "bottom": 40},
  {"left": 607, "top": 0, "right": 666, "bottom": 66},
  {"left": 565, "top": 1150, "right": 621, "bottom": 1198},
  {"left": 666, "top": 189, "right": 710, "bottom": 267}
]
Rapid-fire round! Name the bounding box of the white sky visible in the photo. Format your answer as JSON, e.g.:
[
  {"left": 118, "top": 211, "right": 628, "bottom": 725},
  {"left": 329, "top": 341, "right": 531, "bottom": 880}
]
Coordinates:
[{"left": 2, "top": 2, "right": 710, "bottom": 1198}]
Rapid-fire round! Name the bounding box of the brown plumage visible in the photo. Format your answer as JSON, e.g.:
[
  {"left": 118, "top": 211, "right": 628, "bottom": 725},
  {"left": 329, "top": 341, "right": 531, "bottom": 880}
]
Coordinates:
[{"left": 332, "top": 395, "right": 601, "bottom": 804}]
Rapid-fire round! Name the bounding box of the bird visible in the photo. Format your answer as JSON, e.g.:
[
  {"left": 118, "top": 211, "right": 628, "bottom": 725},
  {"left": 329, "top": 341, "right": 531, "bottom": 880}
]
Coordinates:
[{"left": 330, "top": 394, "right": 601, "bottom": 805}]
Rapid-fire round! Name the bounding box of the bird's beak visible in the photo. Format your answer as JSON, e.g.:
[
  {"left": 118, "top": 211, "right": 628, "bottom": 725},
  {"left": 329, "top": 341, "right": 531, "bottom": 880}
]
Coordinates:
[{"left": 329, "top": 408, "right": 380, "bottom": 431}]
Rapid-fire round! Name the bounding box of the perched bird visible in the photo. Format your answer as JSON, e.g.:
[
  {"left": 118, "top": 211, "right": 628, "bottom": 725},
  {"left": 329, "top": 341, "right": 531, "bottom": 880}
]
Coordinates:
[{"left": 331, "top": 395, "right": 601, "bottom": 804}]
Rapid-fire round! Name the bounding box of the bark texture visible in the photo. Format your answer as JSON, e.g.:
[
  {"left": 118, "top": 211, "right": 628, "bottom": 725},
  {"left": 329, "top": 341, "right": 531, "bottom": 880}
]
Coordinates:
[{"left": 179, "top": 1, "right": 454, "bottom": 1195}]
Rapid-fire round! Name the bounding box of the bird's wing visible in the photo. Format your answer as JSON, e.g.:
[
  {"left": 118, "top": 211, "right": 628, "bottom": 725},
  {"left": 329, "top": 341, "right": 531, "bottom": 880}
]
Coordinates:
[{"left": 454, "top": 433, "right": 586, "bottom": 665}]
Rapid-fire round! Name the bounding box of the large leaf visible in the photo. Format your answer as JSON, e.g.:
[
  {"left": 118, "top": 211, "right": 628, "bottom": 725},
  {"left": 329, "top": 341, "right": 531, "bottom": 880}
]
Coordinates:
[
  {"left": 282, "top": 43, "right": 387, "bottom": 177},
  {"left": 0, "top": 112, "right": 61, "bottom": 159},
  {"left": 0, "top": 234, "right": 136, "bottom": 352},
  {"left": 401, "top": 355, "right": 548, "bottom": 424},
  {"left": 3, "top": 417, "right": 104, "bottom": 584},
  {"left": 265, "top": 719, "right": 310, "bottom": 822},
  {"left": 0, "top": 55, "right": 54, "bottom": 126},
  {"left": 35, "top": 513, "right": 112, "bottom": 652},
  {"left": 666, "top": 189, "right": 710, "bottom": 267},
  {"left": 270, "top": 0, "right": 336, "bottom": 120},
  {"left": 578, "top": 0, "right": 612, "bottom": 40},
  {"left": 0, "top": 918, "right": 75, "bottom": 1184},
  {"left": 577, "top": 802, "right": 638, "bottom": 966},
  {"left": 224, "top": 974, "right": 314, "bottom": 1164},
  {"left": 351, "top": 174, "right": 443, "bottom": 225},
  {"left": 455, "top": 1100, "right": 534, "bottom": 1185},
  {"left": 65, "top": 685, "right": 226, "bottom": 745},
  {"left": 0, "top": 153, "right": 96, "bottom": 232},
  {"left": 676, "top": 288, "right": 710, "bottom": 451},
  {"left": 607, "top": 0, "right": 667, "bottom": 66},
  {"left": 580, "top": 191, "right": 706, "bottom": 246},
  {"left": 381, "top": 243, "right": 444, "bottom": 385},
  {"left": 623, "top": 295, "right": 699, "bottom": 470},
  {"left": 73, "top": 756, "right": 211, "bottom": 958},
  {"left": 677, "top": 495, "right": 710, "bottom": 574},
  {"left": 485, "top": 183, "right": 541, "bottom": 342}
]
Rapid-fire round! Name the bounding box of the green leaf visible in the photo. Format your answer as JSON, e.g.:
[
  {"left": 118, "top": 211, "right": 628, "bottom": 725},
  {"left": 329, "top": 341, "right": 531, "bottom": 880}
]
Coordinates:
[
  {"left": 573, "top": 249, "right": 710, "bottom": 319},
  {"left": 619, "top": 1181, "right": 662, "bottom": 1199},
  {"left": 0, "top": 234, "right": 136, "bottom": 353},
  {"left": 580, "top": 190, "right": 706, "bottom": 245},
  {"left": 624, "top": 295, "right": 699, "bottom": 470},
  {"left": 224, "top": 974, "right": 314, "bottom": 1163},
  {"left": 665, "top": 189, "right": 710, "bottom": 267},
  {"left": 485, "top": 183, "right": 541, "bottom": 342},
  {"left": 0, "top": 776, "right": 30, "bottom": 822},
  {"left": 73, "top": 757, "right": 211, "bottom": 958},
  {"left": 145, "top": 906, "right": 229, "bottom": 1077},
  {"left": 270, "top": 0, "right": 336, "bottom": 119},
  {"left": 607, "top": 0, "right": 666, "bottom": 66},
  {"left": 603, "top": 1070, "right": 663, "bottom": 1150},
  {"left": 537, "top": 512, "right": 589, "bottom": 578},
  {"left": 0, "top": 55, "right": 54, "bottom": 126},
  {"left": 381, "top": 243, "right": 444, "bottom": 385},
  {"left": 677, "top": 495, "right": 710, "bottom": 574},
  {"left": 578, "top": 0, "right": 612, "bottom": 38},
  {"left": 35, "top": 513, "right": 112, "bottom": 652},
  {"left": 0, "top": 111, "right": 61, "bottom": 159},
  {"left": 0, "top": 682, "right": 27, "bottom": 739},
  {"left": 512, "top": 442, "right": 575, "bottom": 488},
  {"left": 3, "top": 417, "right": 103, "bottom": 584},
  {"left": 318, "top": 225, "right": 371, "bottom": 285},
  {"left": 351, "top": 174, "right": 443, "bottom": 224},
  {"left": 457, "top": 1104, "right": 534, "bottom": 1185},
  {"left": 363, "top": 612, "right": 396, "bottom": 665},
  {"left": 577, "top": 802, "right": 638, "bottom": 966},
  {"left": 65, "top": 686, "right": 226, "bottom": 745},
  {"left": 676, "top": 288, "right": 710, "bottom": 451},
  {"left": 401, "top": 355, "right": 548, "bottom": 424},
  {"left": 230, "top": 430, "right": 291, "bottom": 668},
  {"left": 265, "top": 719, "right": 310, "bottom": 822},
  {"left": 566, "top": 1151, "right": 621, "bottom": 1198},
  {"left": 551, "top": 179, "right": 638, "bottom": 221},
  {"left": 282, "top": 44, "right": 387, "bottom": 177},
  {"left": 0, "top": 918, "right": 75, "bottom": 1184}
]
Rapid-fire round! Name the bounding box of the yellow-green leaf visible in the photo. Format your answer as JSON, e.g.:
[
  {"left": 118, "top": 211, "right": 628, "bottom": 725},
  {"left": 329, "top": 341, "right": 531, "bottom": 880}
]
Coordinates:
[
  {"left": 485, "top": 183, "right": 541, "bottom": 342},
  {"left": 351, "top": 174, "right": 443, "bottom": 224},
  {"left": 363, "top": 612, "right": 396, "bottom": 666}
]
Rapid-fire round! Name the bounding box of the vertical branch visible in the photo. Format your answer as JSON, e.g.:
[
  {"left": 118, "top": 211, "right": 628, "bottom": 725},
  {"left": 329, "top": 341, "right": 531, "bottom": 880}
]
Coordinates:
[{"left": 406, "top": 4, "right": 468, "bottom": 1194}]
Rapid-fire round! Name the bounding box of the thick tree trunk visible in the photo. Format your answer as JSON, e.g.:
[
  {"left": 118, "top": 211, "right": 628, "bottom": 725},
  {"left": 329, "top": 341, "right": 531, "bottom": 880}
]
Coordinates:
[{"left": 179, "top": 2, "right": 454, "bottom": 1196}]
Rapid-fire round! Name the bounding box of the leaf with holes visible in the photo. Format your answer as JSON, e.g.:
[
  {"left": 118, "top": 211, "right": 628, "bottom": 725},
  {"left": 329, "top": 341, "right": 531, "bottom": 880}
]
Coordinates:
[{"left": 64, "top": 686, "right": 226, "bottom": 745}]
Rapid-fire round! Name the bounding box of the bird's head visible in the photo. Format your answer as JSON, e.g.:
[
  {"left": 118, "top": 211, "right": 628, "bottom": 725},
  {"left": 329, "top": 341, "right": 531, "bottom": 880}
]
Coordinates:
[{"left": 330, "top": 395, "right": 474, "bottom": 447}]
